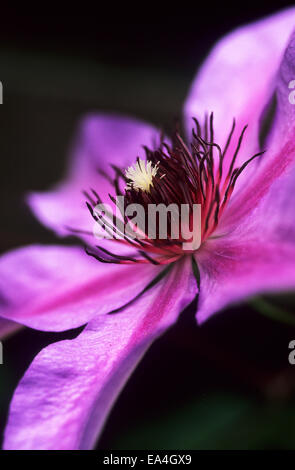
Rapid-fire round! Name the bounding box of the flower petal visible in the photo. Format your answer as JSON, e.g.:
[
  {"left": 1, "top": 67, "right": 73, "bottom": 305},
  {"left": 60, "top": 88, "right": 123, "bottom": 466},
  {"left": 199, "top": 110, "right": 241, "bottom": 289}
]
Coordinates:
[
  {"left": 215, "top": 29, "right": 295, "bottom": 234},
  {"left": 0, "top": 244, "right": 165, "bottom": 332},
  {"left": 3, "top": 256, "right": 196, "bottom": 450},
  {"left": 265, "top": 30, "right": 295, "bottom": 151},
  {"left": 196, "top": 237, "right": 295, "bottom": 324},
  {"left": 27, "top": 114, "right": 162, "bottom": 240},
  {"left": 200, "top": 30, "right": 295, "bottom": 321},
  {"left": 218, "top": 136, "right": 295, "bottom": 234},
  {"left": 184, "top": 7, "right": 295, "bottom": 171}
]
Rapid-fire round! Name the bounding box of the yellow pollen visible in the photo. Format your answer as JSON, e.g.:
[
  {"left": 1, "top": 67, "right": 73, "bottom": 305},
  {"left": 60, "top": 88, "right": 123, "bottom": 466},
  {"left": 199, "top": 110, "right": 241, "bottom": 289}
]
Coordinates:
[{"left": 125, "top": 159, "right": 159, "bottom": 192}]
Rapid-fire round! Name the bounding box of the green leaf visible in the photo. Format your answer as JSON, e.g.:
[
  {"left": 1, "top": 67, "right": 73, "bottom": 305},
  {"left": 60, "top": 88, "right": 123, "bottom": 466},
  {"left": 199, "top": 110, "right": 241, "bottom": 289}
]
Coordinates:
[
  {"left": 249, "top": 296, "right": 295, "bottom": 326},
  {"left": 111, "top": 393, "right": 295, "bottom": 449}
]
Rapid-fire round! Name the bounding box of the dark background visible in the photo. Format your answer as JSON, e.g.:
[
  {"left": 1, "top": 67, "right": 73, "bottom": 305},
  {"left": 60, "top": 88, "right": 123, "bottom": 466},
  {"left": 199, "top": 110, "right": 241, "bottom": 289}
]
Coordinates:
[{"left": 1, "top": 4, "right": 295, "bottom": 449}]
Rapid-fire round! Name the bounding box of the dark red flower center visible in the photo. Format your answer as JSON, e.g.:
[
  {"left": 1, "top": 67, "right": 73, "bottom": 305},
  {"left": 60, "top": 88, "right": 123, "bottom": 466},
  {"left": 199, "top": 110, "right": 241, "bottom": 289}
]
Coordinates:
[{"left": 84, "top": 114, "right": 263, "bottom": 265}]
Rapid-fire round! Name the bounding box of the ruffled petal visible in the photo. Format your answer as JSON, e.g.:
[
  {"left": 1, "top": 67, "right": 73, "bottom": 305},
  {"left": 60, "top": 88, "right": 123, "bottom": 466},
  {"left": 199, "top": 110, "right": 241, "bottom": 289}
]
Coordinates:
[
  {"left": 27, "top": 114, "right": 162, "bottom": 241},
  {"left": 184, "top": 7, "right": 295, "bottom": 173},
  {"left": 196, "top": 237, "right": 295, "bottom": 324},
  {"left": 0, "top": 244, "right": 164, "bottom": 332},
  {"left": 217, "top": 134, "right": 295, "bottom": 235},
  {"left": 219, "top": 30, "right": 295, "bottom": 234},
  {"left": 3, "top": 256, "right": 196, "bottom": 450},
  {"left": 198, "top": 30, "right": 295, "bottom": 321},
  {"left": 265, "top": 31, "right": 295, "bottom": 151}
]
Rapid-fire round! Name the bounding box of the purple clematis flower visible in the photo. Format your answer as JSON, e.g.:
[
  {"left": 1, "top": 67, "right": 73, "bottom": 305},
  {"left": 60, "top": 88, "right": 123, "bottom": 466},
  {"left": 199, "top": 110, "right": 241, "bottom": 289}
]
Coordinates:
[{"left": 1, "top": 8, "right": 295, "bottom": 450}]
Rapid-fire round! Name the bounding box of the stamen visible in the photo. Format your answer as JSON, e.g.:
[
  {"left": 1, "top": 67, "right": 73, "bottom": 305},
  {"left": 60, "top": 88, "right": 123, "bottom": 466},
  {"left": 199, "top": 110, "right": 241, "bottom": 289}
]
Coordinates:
[
  {"left": 81, "top": 114, "right": 263, "bottom": 266},
  {"left": 125, "top": 159, "right": 159, "bottom": 192}
]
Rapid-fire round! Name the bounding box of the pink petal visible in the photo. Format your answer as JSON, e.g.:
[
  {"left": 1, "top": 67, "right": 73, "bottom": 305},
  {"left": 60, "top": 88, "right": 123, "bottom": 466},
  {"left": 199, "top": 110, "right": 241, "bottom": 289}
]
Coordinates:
[
  {"left": 3, "top": 256, "right": 196, "bottom": 450},
  {"left": 265, "top": 30, "right": 295, "bottom": 152},
  {"left": 0, "top": 244, "right": 164, "bottom": 332},
  {"left": 212, "top": 28, "right": 295, "bottom": 236},
  {"left": 217, "top": 133, "right": 295, "bottom": 234},
  {"left": 196, "top": 237, "right": 295, "bottom": 324},
  {"left": 27, "top": 114, "right": 162, "bottom": 241},
  {"left": 199, "top": 29, "right": 295, "bottom": 321},
  {"left": 184, "top": 7, "right": 295, "bottom": 177}
]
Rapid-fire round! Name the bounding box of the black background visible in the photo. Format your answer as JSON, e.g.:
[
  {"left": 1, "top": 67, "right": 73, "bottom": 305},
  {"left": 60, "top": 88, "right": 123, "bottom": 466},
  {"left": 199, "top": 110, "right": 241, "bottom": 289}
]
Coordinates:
[{"left": 1, "top": 3, "right": 295, "bottom": 450}]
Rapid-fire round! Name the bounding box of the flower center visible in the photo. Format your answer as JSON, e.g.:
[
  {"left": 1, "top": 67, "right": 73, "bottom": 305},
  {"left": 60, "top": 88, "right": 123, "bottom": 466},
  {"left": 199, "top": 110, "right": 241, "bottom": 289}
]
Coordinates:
[
  {"left": 83, "top": 114, "right": 264, "bottom": 266},
  {"left": 125, "top": 159, "right": 159, "bottom": 192}
]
